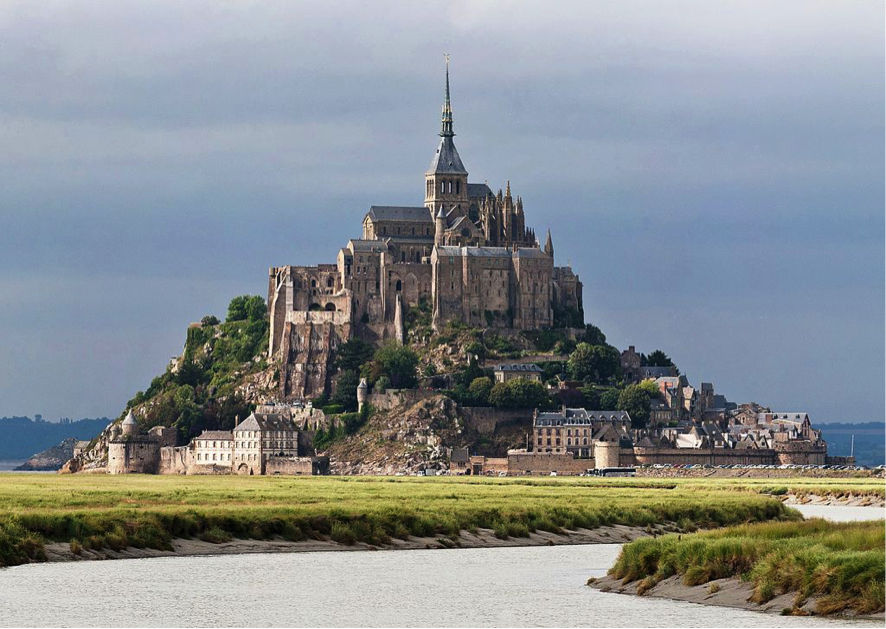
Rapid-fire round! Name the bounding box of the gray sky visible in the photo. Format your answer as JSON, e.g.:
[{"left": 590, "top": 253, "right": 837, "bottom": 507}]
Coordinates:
[{"left": 0, "top": 1, "right": 883, "bottom": 422}]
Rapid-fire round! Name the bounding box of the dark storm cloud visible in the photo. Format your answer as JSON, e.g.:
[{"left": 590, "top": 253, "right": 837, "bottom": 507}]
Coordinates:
[{"left": 0, "top": 1, "right": 882, "bottom": 421}]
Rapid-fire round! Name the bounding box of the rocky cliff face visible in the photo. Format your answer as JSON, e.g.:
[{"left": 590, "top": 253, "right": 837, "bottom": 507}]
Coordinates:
[{"left": 16, "top": 438, "right": 78, "bottom": 471}]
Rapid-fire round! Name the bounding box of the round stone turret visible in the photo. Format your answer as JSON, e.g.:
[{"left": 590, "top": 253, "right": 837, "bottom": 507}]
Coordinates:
[
  {"left": 121, "top": 410, "right": 139, "bottom": 437},
  {"left": 356, "top": 378, "right": 368, "bottom": 412}
]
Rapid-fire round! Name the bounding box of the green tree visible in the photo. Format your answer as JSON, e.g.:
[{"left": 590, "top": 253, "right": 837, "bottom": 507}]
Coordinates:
[
  {"left": 566, "top": 343, "right": 620, "bottom": 383},
  {"left": 335, "top": 338, "right": 375, "bottom": 372},
  {"left": 371, "top": 343, "right": 418, "bottom": 389},
  {"left": 468, "top": 377, "right": 493, "bottom": 406},
  {"left": 599, "top": 387, "right": 621, "bottom": 411},
  {"left": 618, "top": 383, "right": 656, "bottom": 429},
  {"left": 488, "top": 378, "right": 550, "bottom": 409},
  {"left": 200, "top": 315, "right": 220, "bottom": 327},
  {"left": 581, "top": 324, "right": 607, "bottom": 346},
  {"left": 226, "top": 295, "right": 266, "bottom": 322},
  {"left": 331, "top": 369, "right": 361, "bottom": 412},
  {"left": 579, "top": 385, "right": 601, "bottom": 409},
  {"left": 643, "top": 349, "right": 679, "bottom": 373}
]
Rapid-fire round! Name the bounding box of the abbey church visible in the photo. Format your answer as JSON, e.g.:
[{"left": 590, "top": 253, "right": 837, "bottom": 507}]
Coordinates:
[{"left": 268, "top": 62, "right": 583, "bottom": 398}]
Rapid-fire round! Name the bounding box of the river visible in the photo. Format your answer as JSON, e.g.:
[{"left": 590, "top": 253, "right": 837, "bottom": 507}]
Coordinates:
[{"left": 0, "top": 505, "right": 881, "bottom": 627}]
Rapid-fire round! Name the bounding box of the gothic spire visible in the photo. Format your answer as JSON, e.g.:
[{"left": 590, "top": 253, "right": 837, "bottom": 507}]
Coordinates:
[
  {"left": 440, "top": 54, "right": 454, "bottom": 138},
  {"left": 543, "top": 229, "right": 554, "bottom": 257}
]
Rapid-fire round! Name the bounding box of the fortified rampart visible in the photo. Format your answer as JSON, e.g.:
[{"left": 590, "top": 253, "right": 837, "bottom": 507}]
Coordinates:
[{"left": 460, "top": 408, "right": 527, "bottom": 435}]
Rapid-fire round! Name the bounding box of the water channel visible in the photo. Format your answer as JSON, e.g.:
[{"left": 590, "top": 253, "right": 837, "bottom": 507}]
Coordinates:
[{"left": 0, "top": 505, "right": 881, "bottom": 627}]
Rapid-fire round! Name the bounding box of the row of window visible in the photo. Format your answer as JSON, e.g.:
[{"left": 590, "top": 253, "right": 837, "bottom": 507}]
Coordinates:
[
  {"left": 427, "top": 179, "right": 462, "bottom": 196},
  {"left": 197, "top": 452, "right": 231, "bottom": 462}
]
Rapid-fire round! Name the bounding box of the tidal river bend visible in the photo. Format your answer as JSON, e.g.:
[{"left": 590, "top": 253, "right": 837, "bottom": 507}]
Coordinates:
[{"left": 0, "top": 505, "right": 881, "bottom": 628}]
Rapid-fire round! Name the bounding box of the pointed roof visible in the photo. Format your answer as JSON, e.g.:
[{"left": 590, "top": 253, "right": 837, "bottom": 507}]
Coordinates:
[
  {"left": 427, "top": 56, "right": 467, "bottom": 175},
  {"left": 543, "top": 229, "right": 554, "bottom": 256},
  {"left": 122, "top": 410, "right": 137, "bottom": 427},
  {"left": 428, "top": 136, "right": 467, "bottom": 175}
]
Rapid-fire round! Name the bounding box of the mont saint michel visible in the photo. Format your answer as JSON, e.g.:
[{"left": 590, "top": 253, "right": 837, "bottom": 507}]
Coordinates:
[
  {"left": 0, "top": 4, "right": 882, "bottom": 628},
  {"left": 66, "top": 62, "right": 840, "bottom": 478}
]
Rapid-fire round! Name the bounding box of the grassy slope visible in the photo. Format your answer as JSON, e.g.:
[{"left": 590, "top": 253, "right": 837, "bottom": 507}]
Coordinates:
[
  {"left": 0, "top": 475, "right": 795, "bottom": 568},
  {"left": 608, "top": 519, "right": 885, "bottom": 616}
]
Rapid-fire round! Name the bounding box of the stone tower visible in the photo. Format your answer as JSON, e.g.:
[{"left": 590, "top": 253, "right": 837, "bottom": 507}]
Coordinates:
[
  {"left": 424, "top": 56, "right": 468, "bottom": 217},
  {"left": 356, "top": 378, "right": 368, "bottom": 413},
  {"left": 434, "top": 207, "right": 446, "bottom": 246},
  {"left": 121, "top": 410, "right": 139, "bottom": 437}
]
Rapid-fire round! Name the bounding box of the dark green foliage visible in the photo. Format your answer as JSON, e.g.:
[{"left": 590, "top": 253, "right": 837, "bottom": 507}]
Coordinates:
[
  {"left": 483, "top": 333, "right": 517, "bottom": 355},
  {"left": 369, "top": 343, "right": 418, "bottom": 389},
  {"left": 200, "top": 315, "right": 220, "bottom": 327},
  {"left": 567, "top": 343, "right": 621, "bottom": 383},
  {"left": 539, "top": 361, "right": 566, "bottom": 382},
  {"left": 334, "top": 339, "right": 375, "bottom": 372},
  {"left": 553, "top": 339, "right": 576, "bottom": 355},
  {"left": 599, "top": 387, "right": 621, "bottom": 411},
  {"left": 330, "top": 370, "right": 360, "bottom": 413},
  {"left": 521, "top": 329, "right": 560, "bottom": 352},
  {"left": 618, "top": 384, "right": 655, "bottom": 428},
  {"left": 581, "top": 324, "right": 607, "bottom": 346},
  {"left": 314, "top": 405, "right": 372, "bottom": 450},
  {"left": 121, "top": 296, "right": 269, "bottom": 443},
  {"left": 553, "top": 305, "right": 584, "bottom": 328},
  {"left": 226, "top": 295, "right": 266, "bottom": 323},
  {"left": 467, "top": 377, "right": 493, "bottom": 406},
  {"left": 642, "top": 349, "right": 679, "bottom": 374},
  {"left": 488, "top": 379, "right": 552, "bottom": 410},
  {"left": 579, "top": 385, "right": 602, "bottom": 409},
  {"left": 404, "top": 297, "right": 432, "bottom": 336},
  {"left": 554, "top": 387, "right": 585, "bottom": 408},
  {"left": 453, "top": 358, "right": 491, "bottom": 388}
]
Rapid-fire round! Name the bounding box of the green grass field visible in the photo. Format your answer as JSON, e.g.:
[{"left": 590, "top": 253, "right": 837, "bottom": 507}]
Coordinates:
[
  {"left": 608, "top": 519, "right": 885, "bottom": 616},
  {"left": 0, "top": 474, "right": 800, "bottom": 568}
]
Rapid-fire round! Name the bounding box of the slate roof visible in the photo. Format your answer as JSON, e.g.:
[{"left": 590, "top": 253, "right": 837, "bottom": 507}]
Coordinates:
[
  {"left": 234, "top": 412, "right": 297, "bottom": 433},
  {"left": 494, "top": 363, "right": 543, "bottom": 373},
  {"left": 535, "top": 409, "right": 632, "bottom": 426},
  {"left": 467, "top": 183, "right": 493, "bottom": 199},
  {"left": 514, "top": 248, "right": 547, "bottom": 258},
  {"left": 427, "top": 136, "right": 467, "bottom": 174},
  {"left": 196, "top": 430, "right": 233, "bottom": 441},
  {"left": 436, "top": 246, "right": 512, "bottom": 258},
  {"left": 366, "top": 206, "right": 432, "bottom": 223},
  {"left": 348, "top": 239, "right": 388, "bottom": 252}
]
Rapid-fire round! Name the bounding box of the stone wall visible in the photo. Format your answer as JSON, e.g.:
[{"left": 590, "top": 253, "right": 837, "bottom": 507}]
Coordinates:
[
  {"left": 506, "top": 451, "right": 593, "bottom": 476},
  {"left": 265, "top": 456, "right": 330, "bottom": 475},
  {"left": 108, "top": 438, "right": 160, "bottom": 474},
  {"left": 158, "top": 446, "right": 190, "bottom": 475},
  {"left": 774, "top": 441, "right": 827, "bottom": 465},
  {"left": 461, "top": 407, "right": 527, "bottom": 435},
  {"left": 367, "top": 389, "right": 438, "bottom": 411},
  {"left": 631, "top": 447, "right": 776, "bottom": 466}
]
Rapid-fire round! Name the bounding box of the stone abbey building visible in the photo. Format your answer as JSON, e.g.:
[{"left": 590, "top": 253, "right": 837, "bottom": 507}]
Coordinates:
[{"left": 268, "top": 62, "right": 583, "bottom": 399}]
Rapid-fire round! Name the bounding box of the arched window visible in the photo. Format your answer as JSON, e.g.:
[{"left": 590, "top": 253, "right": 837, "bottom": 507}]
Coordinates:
[
  {"left": 395, "top": 279, "right": 402, "bottom": 291},
  {"left": 310, "top": 279, "right": 317, "bottom": 287},
  {"left": 456, "top": 181, "right": 460, "bottom": 194},
  {"left": 326, "top": 277, "right": 333, "bottom": 288}
]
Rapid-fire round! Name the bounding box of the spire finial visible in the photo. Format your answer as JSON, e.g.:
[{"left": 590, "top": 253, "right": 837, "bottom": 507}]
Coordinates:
[{"left": 440, "top": 54, "right": 454, "bottom": 137}]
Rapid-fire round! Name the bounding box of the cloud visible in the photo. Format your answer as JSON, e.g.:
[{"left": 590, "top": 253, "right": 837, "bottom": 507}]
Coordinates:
[{"left": 0, "top": 0, "right": 881, "bottom": 420}]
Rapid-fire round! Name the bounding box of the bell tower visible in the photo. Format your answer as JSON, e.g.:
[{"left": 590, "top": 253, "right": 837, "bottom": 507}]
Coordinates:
[{"left": 425, "top": 55, "right": 468, "bottom": 217}]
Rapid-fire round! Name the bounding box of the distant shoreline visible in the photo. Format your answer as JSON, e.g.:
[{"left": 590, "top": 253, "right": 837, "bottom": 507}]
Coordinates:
[{"left": 38, "top": 525, "right": 649, "bottom": 565}]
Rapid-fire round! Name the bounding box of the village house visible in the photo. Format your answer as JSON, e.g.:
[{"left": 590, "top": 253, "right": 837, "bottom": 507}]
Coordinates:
[{"left": 493, "top": 363, "right": 543, "bottom": 383}]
